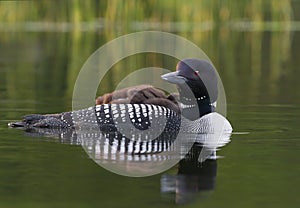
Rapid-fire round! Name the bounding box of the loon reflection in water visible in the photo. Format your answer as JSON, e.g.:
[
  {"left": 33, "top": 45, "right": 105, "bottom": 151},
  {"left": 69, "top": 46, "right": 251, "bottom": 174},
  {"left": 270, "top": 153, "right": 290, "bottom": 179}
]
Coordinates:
[
  {"left": 161, "top": 158, "right": 218, "bottom": 204},
  {"left": 20, "top": 122, "right": 231, "bottom": 204}
]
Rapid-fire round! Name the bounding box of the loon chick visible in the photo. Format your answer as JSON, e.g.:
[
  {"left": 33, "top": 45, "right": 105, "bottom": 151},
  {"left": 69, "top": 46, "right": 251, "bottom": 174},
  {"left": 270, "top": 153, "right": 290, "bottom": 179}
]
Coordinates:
[{"left": 9, "top": 59, "right": 220, "bottom": 131}]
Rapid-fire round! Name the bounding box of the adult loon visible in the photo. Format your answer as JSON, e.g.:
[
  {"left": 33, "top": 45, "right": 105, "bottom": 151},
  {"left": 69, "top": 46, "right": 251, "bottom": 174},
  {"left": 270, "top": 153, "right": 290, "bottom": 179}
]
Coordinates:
[{"left": 9, "top": 59, "right": 231, "bottom": 133}]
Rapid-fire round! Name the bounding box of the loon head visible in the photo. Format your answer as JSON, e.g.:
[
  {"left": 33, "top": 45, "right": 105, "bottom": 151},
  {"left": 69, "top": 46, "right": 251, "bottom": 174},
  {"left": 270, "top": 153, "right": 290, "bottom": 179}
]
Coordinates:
[{"left": 161, "top": 59, "right": 218, "bottom": 119}]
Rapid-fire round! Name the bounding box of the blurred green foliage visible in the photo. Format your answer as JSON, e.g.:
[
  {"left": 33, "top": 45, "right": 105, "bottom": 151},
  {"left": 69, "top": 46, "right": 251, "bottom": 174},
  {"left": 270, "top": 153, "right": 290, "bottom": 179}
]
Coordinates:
[
  {"left": 0, "top": 0, "right": 299, "bottom": 114},
  {"left": 0, "top": 0, "right": 294, "bottom": 24}
]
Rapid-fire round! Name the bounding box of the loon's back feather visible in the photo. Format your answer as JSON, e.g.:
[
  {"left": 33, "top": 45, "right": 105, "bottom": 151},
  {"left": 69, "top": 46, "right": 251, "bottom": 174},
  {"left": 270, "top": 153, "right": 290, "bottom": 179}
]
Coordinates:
[{"left": 9, "top": 104, "right": 181, "bottom": 132}]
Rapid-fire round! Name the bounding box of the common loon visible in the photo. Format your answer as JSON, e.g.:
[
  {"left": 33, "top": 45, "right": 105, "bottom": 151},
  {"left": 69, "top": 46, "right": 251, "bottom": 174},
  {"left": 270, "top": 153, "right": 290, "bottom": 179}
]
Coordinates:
[{"left": 8, "top": 59, "right": 232, "bottom": 134}]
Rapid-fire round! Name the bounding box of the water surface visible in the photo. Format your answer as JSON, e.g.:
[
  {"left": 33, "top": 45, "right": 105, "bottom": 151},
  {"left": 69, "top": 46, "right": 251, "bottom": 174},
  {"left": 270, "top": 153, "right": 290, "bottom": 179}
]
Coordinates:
[{"left": 1, "top": 2, "right": 300, "bottom": 207}]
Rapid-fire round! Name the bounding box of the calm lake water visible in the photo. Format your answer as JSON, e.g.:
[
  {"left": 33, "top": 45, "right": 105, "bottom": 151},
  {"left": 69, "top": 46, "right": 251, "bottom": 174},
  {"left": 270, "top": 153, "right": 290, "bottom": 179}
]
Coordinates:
[{"left": 1, "top": 5, "right": 300, "bottom": 208}]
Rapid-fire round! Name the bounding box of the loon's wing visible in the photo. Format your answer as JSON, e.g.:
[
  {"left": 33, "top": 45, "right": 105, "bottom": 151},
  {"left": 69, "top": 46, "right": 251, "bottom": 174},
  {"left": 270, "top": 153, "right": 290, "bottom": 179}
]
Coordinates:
[
  {"left": 8, "top": 104, "right": 181, "bottom": 132},
  {"left": 9, "top": 85, "right": 181, "bottom": 129}
]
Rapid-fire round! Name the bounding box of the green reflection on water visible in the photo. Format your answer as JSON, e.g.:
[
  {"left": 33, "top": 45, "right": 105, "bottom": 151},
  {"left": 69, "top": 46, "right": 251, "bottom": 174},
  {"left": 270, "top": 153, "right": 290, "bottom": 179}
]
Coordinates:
[{"left": 0, "top": 1, "right": 299, "bottom": 107}]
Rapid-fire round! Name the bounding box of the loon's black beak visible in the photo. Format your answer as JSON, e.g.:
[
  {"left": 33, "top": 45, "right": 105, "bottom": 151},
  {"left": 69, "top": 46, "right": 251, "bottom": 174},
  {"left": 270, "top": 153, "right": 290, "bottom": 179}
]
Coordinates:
[{"left": 161, "top": 71, "right": 186, "bottom": 84}]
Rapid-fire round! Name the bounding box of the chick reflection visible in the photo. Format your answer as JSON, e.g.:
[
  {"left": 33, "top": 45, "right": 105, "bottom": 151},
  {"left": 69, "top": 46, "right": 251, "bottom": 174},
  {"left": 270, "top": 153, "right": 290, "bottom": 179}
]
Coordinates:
[{"left": 161, "top": 143, "right": 218, "bottom": 204}]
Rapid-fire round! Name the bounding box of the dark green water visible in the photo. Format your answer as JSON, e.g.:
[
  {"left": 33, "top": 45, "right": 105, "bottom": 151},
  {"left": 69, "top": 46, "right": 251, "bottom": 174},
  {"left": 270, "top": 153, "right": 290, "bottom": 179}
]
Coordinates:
[{"left": 1, "top": 4, "right": 300, "bottom": 208}]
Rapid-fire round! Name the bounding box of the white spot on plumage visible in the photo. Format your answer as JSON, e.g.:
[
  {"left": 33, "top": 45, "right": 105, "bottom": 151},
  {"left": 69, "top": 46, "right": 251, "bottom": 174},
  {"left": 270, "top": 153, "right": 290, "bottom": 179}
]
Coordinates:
[
  {"left": 152, "top": 105, "right": 157, "bottom": 111},
  {"left": 152, "top": 105, "right": 158, "bottom": 118},
  {"left": 142, "top": 105, "right": 148, "bottom": 117},
  {"left": 120, "top": 108, "right": 126, "bottom": 115},
  {"left": 119, "top": 104, "right": 125, "bottom": 110},
  {"left": 96, "top": 105, "right": 101, "bottom": 111},
  {"left": 111, "top": 104, "right": 117, "bottom": 111},
  {"left": 129, "top": 112, "right": 135, "bottom": 119},
  {"left": 128, "top": 106, "right": 133, "bottom": 112},
  {"left": 133, "top": 104, "right": 140, "bottom": 110},
  {"left": 158, "top": 106, "right": 163, "bottom": 116}
]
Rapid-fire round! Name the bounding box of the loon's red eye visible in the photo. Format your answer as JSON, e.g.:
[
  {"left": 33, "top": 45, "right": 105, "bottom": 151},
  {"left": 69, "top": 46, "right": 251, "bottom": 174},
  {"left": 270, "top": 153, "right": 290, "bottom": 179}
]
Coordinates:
[{"left": 194, "top": 71, "right": 199, "bottom": 76}]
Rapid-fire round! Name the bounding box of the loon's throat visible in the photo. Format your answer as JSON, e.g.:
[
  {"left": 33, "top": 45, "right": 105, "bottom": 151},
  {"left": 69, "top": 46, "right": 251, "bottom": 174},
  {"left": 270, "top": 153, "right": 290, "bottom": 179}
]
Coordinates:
[{"left": 179, "top": 97, "right": 214, "bottom": 120}]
